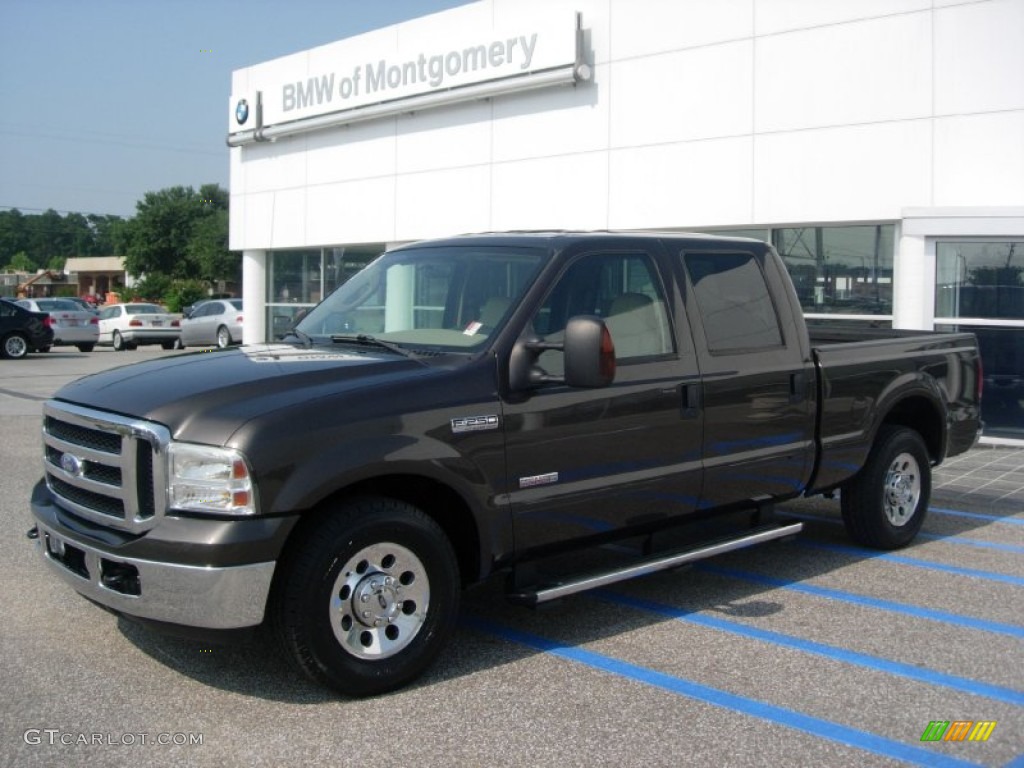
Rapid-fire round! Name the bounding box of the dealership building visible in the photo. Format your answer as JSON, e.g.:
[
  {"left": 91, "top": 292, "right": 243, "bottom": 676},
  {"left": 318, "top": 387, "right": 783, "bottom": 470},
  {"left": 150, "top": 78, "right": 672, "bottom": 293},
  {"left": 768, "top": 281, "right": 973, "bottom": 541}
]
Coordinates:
[{"left": 228, "top": 0, "right": 1024, "bottom": 442}]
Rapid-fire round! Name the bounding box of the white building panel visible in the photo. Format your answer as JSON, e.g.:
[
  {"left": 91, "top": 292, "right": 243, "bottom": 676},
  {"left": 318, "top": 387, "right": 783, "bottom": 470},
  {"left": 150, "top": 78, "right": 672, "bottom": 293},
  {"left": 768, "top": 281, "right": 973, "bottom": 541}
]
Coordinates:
[
  {"left": 396, "top": 166, "right": 492, "bottom": 239},
  {"left": 753, "top": 120, "right": 932, "bottom": 223},
  {"left": 238, "top": 138, "right": 308, "bottom": 194},
  {"left": 492, "top": 65, "right": 609, "bottom": 162},
  {"left": 934, "top": 111, "right": 1024, "bottom": 206},
  {"left": 491, "top": 153, "right": 607, "bottom": 230},
  {"left": 610, "top": 41, "right": 753, "bottom": 148},
  {"left": 396, "top": 101, "right": 492, "bottom": 174},
  {"left": 756, "top": 12, "right": 932, "bottom": 133},
  {"left": 609, "top": 137, "right": 753, "bottom": 229},
  {"left": 934, "top": 0, "right": 1024, "bottom": 115},
  {"left": 305, "top": 119, "right": 397, "bottom": 186},
  {"left": 754, "top": 0, "right": 931, "bottom": 36},
  {"left": 268, "top": 188, "right": 307, "bottom": 249},
  {"left": 305, "top": 179, "right": 396, "bottom": 246},
  {"left": 609, "top": 0, "right": 753, "bottom": 60}
]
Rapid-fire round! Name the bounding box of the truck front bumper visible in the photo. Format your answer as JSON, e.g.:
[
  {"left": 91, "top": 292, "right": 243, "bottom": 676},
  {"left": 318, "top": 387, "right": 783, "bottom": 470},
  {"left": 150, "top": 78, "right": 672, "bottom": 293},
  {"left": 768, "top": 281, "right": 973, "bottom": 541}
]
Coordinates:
[{"left": 29, "top": 481, "right": 293, "bottom": 630}]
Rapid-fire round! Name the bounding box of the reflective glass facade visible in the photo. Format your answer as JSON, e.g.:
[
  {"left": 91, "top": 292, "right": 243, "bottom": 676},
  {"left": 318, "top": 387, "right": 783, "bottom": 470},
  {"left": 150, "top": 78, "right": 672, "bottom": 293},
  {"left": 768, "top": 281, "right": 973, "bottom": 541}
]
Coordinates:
[
  {"left": 936, "top": 241, "right": 1024, "bottom": 439},
  {"left": 266, "top": 244, "right": 383, "bottom": 340}
]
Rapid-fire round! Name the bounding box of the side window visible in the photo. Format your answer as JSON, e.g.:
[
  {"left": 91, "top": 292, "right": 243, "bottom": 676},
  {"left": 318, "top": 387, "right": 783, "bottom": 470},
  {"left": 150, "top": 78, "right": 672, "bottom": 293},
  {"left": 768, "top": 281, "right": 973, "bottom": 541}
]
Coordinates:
[
  {"left": 684, "top": 252, "right": 783, "bottom": 352},
  {"left": 99, "top": 307, "right": 117, "bottom": 321},
  {"left": 1, "top": 302, "right": 15, "bottom": 317},
  {"left": 532, "top": 252, "right": 673, "bottom": 370}
]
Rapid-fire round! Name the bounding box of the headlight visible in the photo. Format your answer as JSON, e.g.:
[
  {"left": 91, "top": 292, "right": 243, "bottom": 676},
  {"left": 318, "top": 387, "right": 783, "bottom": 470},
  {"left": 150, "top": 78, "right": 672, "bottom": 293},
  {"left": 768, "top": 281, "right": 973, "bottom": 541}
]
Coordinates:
[{"left": 167, "top": 443, "right": 255, "bottom": 516}]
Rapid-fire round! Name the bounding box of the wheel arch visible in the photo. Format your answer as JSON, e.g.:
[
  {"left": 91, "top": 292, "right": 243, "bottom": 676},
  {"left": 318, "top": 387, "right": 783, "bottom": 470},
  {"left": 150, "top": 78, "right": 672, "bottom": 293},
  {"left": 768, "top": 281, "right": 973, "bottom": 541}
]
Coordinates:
[
  {"left": 277, "top": 473, "right": 483, "bottom": 589},
  {"left": 877, "top": 393, "right": 945, "bottom": 464}
]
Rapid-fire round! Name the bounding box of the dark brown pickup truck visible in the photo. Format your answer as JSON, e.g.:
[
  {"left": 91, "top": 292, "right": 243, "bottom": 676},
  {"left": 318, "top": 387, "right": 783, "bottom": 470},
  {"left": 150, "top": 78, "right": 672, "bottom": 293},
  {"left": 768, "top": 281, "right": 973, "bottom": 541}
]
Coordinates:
[{"left": 28, "top": 232, "right": 981, "bottom": 695}]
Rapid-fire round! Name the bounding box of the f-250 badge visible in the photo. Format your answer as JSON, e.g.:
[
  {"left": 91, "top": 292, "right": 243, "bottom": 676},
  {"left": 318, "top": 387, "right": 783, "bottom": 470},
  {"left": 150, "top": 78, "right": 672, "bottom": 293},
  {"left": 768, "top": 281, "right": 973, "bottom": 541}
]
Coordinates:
[{"left": 450, "top": 415, "right": 499, "bottom": 434}]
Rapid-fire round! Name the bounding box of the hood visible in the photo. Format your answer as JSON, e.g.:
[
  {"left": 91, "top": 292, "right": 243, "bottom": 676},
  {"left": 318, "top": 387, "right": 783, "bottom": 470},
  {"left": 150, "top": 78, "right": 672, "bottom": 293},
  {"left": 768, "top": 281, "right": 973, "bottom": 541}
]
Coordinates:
[{"left": 54, "top": 344, "right": 430, "bottom": 445}]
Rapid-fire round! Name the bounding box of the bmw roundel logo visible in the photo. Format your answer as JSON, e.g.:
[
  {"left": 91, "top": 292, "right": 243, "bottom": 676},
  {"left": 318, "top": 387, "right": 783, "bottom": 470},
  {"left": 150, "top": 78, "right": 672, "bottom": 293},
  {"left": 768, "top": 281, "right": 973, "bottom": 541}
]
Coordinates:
[
  {"left": 235, "top": 99, "right": 249, "bottom": 125},
  {"left": 60, "top": 453, "right": 84, "bottom": 477}
]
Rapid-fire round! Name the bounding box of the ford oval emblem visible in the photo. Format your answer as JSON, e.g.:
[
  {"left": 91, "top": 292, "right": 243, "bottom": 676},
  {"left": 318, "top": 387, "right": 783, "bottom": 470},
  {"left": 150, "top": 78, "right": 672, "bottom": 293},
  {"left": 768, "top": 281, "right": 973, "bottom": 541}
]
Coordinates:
[
  {"left": 60, "top": 453, "right": 84, "bottom": 477},
  {"left": 235, "top": 99, "right": 249, "bottom": 125}
]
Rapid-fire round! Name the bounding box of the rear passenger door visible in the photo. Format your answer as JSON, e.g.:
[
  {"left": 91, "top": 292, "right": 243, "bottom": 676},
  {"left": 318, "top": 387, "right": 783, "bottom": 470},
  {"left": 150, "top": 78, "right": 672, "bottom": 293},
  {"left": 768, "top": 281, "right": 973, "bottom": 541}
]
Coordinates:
[
  {"left": 676, "top": 245, "right": 816, "bottom": 507},
  {"left": 502, "top": 242, "right": 704, "bottom": 555}
]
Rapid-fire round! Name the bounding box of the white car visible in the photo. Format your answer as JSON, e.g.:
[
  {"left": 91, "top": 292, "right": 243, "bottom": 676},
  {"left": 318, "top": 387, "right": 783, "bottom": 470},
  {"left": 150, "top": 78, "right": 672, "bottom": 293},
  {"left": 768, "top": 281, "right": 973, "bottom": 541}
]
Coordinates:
[
  {"left": 97, "top": 303, "right": 181, "bottom": 351},
  {"left": 180, "top": 299, "right": 243, "bottom": 349},
  {"left": 16, "top": 298, "right": 100, "bottom": 352}
]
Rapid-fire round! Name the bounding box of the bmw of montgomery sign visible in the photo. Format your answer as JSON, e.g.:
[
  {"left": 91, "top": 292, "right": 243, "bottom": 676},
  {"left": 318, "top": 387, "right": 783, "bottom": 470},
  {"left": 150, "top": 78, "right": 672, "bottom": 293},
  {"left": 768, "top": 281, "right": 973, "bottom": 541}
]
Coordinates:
[{"left": 227, "top": 9, "right": 585, "bottom": 144}]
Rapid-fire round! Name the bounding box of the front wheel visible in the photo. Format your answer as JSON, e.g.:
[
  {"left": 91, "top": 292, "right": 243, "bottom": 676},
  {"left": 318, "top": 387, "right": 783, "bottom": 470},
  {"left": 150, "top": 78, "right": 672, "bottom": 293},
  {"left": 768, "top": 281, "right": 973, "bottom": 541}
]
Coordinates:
[
  {"left": 1, "top": 333, "right": 29, "bottom": 359},
  {"left": 272, "top": 497, "right": 459, "bottom": 697},
  {"left": 841, "top": 425, "right": 931, "bottom": 549}
]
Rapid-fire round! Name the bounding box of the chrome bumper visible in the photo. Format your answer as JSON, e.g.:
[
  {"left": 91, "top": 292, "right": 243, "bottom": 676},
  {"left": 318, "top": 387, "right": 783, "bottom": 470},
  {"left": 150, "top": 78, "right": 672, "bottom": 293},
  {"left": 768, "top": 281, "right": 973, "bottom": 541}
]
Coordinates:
[{"left": 32, "top": 519, "right": 276, "bottom": 629}]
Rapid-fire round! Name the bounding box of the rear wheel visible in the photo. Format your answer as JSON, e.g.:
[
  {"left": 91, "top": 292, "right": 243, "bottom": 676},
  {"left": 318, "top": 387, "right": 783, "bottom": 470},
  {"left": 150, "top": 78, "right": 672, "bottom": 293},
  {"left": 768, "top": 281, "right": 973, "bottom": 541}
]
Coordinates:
[
  {"left": 216, "top": 325, "right": 231, "bottom": 349},
  {"left": 112, "top": 330, "right": 126, "bottom": 351},
  {"left": 76, "top": 343, "right": 95, "bottom": 353},
  {"left": 272, "top": 497, "right": 459, "bottom": 697},
  {"left": 1, "top": 333, "right": 29, "bottom": 359},
  {"left": 841, "top": 425, "right": 931, "bottom": 549},
  {"left": 160, "top": 340, "right": 176, "bottom": 350}
]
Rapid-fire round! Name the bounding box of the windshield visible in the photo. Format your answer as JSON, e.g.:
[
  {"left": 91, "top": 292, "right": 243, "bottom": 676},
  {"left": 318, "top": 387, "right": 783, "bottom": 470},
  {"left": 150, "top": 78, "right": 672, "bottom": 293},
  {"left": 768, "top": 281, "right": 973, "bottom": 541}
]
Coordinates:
[{"left": 296, "top": 245, "right": 546, "bottom": 352}]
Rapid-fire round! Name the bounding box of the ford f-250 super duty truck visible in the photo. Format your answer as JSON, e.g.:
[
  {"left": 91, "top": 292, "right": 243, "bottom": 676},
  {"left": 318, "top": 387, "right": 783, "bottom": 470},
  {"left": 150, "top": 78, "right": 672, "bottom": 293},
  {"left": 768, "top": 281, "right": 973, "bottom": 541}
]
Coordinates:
[{"left": 28, "top": 232, "right": 982, "bottom": 696}]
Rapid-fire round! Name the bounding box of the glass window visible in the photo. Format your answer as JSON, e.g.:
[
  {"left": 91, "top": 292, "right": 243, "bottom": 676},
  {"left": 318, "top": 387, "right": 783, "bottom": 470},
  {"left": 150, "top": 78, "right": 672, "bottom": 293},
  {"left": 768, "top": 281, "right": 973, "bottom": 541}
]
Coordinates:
[
  {"left": 323, "top": 245, "right": 382, "bottom": 297},
  {"left": 685, "top": 252, "right": 783, "bottom": 352},
  {"left": 774, "top": 225, "right": 894, "bottom": 316},
  {"left": 935, "top": 242, "right": 1024, "bottom": 320},
  {"left": 531, "top": 252, "right": 673, "bottom": 368},
  {"left": 269, "top": 249, "right": 321, "bottom": 305},
  {"left": 296, "top": 245, "right": 545, "bottom": 351},
  {"left": 936, "top": 324, "right": 1024, "bottom": 440}
]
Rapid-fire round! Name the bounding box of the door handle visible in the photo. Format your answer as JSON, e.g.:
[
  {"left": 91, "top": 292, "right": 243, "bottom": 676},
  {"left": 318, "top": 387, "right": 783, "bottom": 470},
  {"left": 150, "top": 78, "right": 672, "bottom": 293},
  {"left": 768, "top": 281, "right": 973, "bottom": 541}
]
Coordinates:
[
  {"left": 789, "top": 371, "right": 808, "bottom": 403},
  {"left": 680, "top": 382, "right": 702, "bottom": 419}
]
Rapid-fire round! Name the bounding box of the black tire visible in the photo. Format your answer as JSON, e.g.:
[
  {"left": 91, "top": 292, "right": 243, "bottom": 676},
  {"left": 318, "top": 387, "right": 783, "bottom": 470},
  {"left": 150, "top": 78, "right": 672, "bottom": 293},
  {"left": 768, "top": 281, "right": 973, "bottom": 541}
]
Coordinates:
[
  {"left": 216, "top": 325, "right": 231, "bottom": 349},
  {"left": 77, "top": 343, "right": 95, "bottom": 353},
  {"left": 1, "top": 333, "right": 29, "bottom": 360},
  {"left": 38, "top": 346, "right": 51, "bottom": 353},
  {"left": 272, "top": 497, "right": 459, "bottom": 697},
  {"left": 126, "top": 341, "right": 138, "bottom": 350},
  {"left": 112, "top": 330, "right": 126, "bottom": 351},
  {"left": 841, "top": 425, "right": 931, "bottom": 549},
  {"left": 160, "top": 340, "right": 176, "bottom": 350}
]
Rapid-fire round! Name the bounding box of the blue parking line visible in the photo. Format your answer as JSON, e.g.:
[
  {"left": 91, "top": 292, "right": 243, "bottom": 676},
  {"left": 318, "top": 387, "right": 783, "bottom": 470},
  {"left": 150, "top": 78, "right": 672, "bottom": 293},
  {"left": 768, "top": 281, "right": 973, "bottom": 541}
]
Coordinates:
[
  {"left": 591, "top": 591, "right": 1024, "bottom": 706},
  {"left": 931, "top": 507, "right": 1024, "bottom": 526},
  {"left": 797, "top": 541, "right": 1024, "bottom": 586},
  {"left": 697, "top": 564, "right": 1024, "bottom": 639},
  {"left": 1003, "top": 753, "right": 1024, "bottom": 768},
  {"left": 782, "top": 511, "right": 1024, "bottom": 554},
  {"left": 464, "top": 617, "right": 982, "bottom": 768}
]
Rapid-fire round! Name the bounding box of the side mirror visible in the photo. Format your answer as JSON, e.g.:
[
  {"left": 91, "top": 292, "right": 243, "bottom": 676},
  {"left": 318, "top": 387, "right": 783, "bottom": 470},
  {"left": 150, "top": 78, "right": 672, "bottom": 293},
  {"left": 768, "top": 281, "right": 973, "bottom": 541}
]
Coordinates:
[{"left": 509, "top": 315, "right": 615, "bottom": 390}]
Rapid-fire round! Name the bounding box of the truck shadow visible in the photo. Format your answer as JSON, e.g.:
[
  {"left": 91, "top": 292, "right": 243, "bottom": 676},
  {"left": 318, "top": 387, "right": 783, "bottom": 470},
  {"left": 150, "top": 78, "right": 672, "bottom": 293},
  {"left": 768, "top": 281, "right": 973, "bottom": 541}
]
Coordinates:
[{"left": 116, "top": 494, "right": 1018, "bottom": 703}]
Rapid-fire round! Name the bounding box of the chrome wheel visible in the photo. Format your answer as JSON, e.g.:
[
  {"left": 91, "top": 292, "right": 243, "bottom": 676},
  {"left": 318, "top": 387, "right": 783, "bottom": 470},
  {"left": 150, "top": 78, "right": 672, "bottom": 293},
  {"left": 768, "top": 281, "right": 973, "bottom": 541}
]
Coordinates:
[
  {"left": 216, "top": 326, "right": 230, "bottom": 348},
  {"left": 3, "top": 334, "right": 28, "bottom": 359},
  {"left": 329, "top": 542, "right": 429, "bottom": 660},
  {"left": 883, "top": 452, "right": 921, "bottom": 526}
]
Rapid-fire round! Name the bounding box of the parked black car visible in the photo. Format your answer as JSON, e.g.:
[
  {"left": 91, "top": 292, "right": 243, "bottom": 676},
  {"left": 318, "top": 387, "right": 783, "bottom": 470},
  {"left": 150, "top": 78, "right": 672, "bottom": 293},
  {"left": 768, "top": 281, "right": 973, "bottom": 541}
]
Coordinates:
[{"left": 1, "top": 298, "right": 54, "bottom": 359}]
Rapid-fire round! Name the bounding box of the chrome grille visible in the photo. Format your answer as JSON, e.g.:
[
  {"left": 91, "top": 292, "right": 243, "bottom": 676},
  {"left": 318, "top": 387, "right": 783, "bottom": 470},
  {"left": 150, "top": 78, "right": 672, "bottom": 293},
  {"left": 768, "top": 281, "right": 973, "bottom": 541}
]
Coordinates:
[{"left": 42, "top": 401, "right": 170, "bottom": 532}]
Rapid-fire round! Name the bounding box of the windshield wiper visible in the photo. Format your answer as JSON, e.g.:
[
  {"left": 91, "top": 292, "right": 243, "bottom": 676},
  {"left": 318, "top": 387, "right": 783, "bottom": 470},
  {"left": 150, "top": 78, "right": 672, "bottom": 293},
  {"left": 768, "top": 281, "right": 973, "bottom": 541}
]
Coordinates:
[
  {"left": 330, "top": 334, "right": 420, "bottom": 360},
  {"left": 285, "top": 327, "right": 313, "bottom": 348}
]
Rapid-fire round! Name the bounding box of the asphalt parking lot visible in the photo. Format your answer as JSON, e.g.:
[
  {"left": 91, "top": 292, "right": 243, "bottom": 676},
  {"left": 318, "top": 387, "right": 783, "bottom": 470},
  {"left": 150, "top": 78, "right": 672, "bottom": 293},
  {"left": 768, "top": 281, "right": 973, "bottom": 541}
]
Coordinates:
[{"left": 1, "top": 347, "right": 1022, "bottom": 767}]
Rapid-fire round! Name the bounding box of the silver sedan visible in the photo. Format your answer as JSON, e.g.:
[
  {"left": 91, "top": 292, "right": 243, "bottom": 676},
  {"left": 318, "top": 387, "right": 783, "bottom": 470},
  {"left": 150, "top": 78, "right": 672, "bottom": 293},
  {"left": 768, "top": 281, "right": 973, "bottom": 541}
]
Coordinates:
[
  {"left": 179, "top": 299, "right": 243, "bottom": 349},
  {"left": 15, "top": 298, "right": 100, "bottom": 352}
]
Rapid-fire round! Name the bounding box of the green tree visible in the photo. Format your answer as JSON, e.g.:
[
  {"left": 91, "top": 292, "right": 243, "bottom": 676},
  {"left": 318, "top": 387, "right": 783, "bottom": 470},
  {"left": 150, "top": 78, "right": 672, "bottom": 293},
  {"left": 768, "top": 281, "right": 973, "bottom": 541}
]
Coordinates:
[
  {"left": 188, "top": 209, "right": 238, "bottom": 283},
  {"left": 0, "top": 209, "right": 30, "bottom": 264},
  {"left": 4, "top": 251, "right": 33, "bottom": 272},
  {"left": 120, "top": 186, "right": 208, "bottom": 278}
]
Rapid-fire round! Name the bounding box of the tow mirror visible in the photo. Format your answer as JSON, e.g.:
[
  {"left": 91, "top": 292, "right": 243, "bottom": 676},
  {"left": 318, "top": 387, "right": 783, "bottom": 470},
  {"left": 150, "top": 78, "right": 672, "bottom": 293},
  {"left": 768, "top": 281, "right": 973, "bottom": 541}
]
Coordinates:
[{"left": 509, "top": 315, "right": 615, "bottom": 390}]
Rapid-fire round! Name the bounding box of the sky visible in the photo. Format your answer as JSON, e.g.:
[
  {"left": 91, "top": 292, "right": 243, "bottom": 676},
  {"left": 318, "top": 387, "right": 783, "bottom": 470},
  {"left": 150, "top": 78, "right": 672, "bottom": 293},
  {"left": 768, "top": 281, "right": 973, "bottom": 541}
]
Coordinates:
[{"left": 0, "top": 0, "right": 473, "bottom": 219}]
